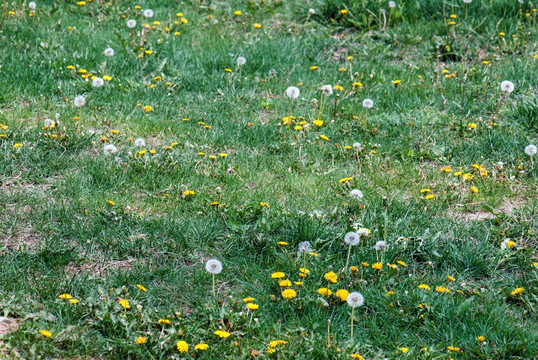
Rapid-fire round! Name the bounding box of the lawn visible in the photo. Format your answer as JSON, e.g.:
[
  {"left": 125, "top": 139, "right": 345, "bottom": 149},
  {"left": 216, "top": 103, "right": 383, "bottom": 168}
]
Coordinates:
[{"left": 0, "top": 0, "right": 537, "bottom": 359}]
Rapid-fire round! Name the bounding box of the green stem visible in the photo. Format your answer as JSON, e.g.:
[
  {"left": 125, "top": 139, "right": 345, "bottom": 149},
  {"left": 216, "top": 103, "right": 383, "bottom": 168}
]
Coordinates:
[
  {"left": 344, "top": 244, "right": 352, "bottom": 273},
  {"left": 350, "top": 307, "right": 355, "bottom": 345},
  {"left": 212, "top": 273, "right": 216, "bottom": 303}
]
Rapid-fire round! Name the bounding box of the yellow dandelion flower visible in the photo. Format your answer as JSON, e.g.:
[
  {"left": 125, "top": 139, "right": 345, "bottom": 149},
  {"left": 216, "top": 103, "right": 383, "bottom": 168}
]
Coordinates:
[
  {"left": 137, "top": 284, "right": 147, "bottom": 292},
  {"left": 195, "top": 343, "right": 209, "bottom": 350},
  {"left": 177, "top": 340, "right": 189, "bottom": 353},
  {"left": 39, "top": 330, "right": 52, "bottom": 338},
  {"left": 511, "top": 287, "right": 524, "bottom": 296},
  {"left": 58, "top": 293, "right": 73, "bottom": 299},
  {"left": 310, "top": 66, "right": 318, "bottom": 70},
  {"left": 277, "top": 241, "right": 288, "bottom": 246},
  {"left": 339, "top": 177, "right": 353, "bottom": 183},
  {"left": 214, "top": 330, "right": 230, "bottom": 338},
  {"left": 136, "top": 336, "right": 147, "bottom": 344},
  {"left": 324, "top": 271, "right": 338, "bottom": 283},
  {"left": 246, "top": 303, "right": 259, "bottom": 310},
  {"left": 335, "top": 289, "right": 349, "bottom": 301},
  {"left": 158, "top": 319, "right": 171, "bottom": 325},
  {"left": 282, "top": 289, "right": 297, "bottom": 299},
  {"left": 418, "top": 284, "right": 431, "bottom": 291},
  {"left": 320, "top": 135, "right": 329, "bottom": 141},
  {"left": 372, "top": 262, "right": 383, "bottom": 270},
  {"left": 271, "top": 272, "right": 285, "bottom": 279},
  {"left": 119, "top": 299, "right": 130, "bottom": 309}
]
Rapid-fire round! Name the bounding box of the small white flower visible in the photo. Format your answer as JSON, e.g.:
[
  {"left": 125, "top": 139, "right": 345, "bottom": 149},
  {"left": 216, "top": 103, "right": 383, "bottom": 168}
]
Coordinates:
[
  {"left": 103, "top": 144, "right": 118, "bottom": 155},
  {"left": 74, "top": 95, "right": 85, "bottom": 107},
  {"left": 205, "top": 259, "right": 223, "bottom": 274},
  {"left": 321, "top": 85, "right": 333, "bottom": 96},
  {"left": 346, "top": 292, "right": 364, "bottom": 308},
  {"left": 352, "top": 142, "right": 362, "bottom": 151},
  {"left": 500, "top": 80, "right": 514, "bottom": 93},
  {"left": 28, "top": 2, "right": 36, "bottom": 9},
  {"left": 236, "top": 56, "right": 246, "bottom": 66},
  {"left": 298, "top": 241, "right": 312, "bottom": 253},
  {"left": 104, "top": 47, "right": 114, "bottom": 57},
  {"left": 143, "top": 9, "right": 154, "bottom": 18},
  {"left": 127, "top": 19, "right": 137, "bottom": 28},
  {"left": 92, "top": 77, "right": 104, "bottom": 87},
  {"left": 374, "top": 240, "right": 387, "bottom": 251},
  {"left": 285, "top": 86, "right": 300, "bottom": 99},
  {"left": 308, "top": 8, "right": 315, "bottom": 15},
  {"left": 349, "top": 189, "right": 363, "bottom": 199},
  {"left": 357, "top": 228, "right": 370, "bottom": 238},
  {"left": 134, "top": 138, "right": 146, "bottom": 147},
  {"left": 525, "top": 144, "right": 537, "bottom": 156},
  {"left": 344, "top": 232, "right": 361, "bottom": 246},
  {"left": 362, "top": 98, "right": 374, "bottom": 109},
  {"left": 388, "top": 1, "right": 396, "bottom": 8}
]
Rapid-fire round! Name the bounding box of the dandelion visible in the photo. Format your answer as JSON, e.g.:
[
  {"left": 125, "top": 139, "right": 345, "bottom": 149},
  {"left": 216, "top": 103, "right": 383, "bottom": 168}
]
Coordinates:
[
  {"left": 347, "top": 292, "right": 364, "bottom": 344},
  {"left": 525, "top": 144, "right": 536, "bottom": 167},
  {"left": 39, "top": 330, "right": 52, "bottom": 338},
  {"left": 335, "top": 289, "right": 349, "bottom": 301},
  {"left": 343, "top": 232, "right": 361, "bottom": 272},
  {"left": 136, "top": 284, "right": 147, "bottom": 292},
  {"left": 195, "top": 343, "right": 209, "bottom": 350},
  {"left": 388, "top": 1, "right": 396, "bottom": 8},
  {"left": 214, "top": 330, "right": 230, "bottom": 338},
  {"left": 92, "top": 77, "right": 104, "bottom": 87},
  {"left": 143, "top": 9, "right": 154, "bottom": 18},
  {"left": 29, "top": 2, "right": 37, "bottom": 9},
  {"left": 136, "top": 336, "right": 147, "bottom": 344},
  {"left": 308, "top": 8, "right": 315, "bottom": 15},
  {"left": 176, "top": 340, "right": 189, "bottom": 353},
  {"left": 418, "top": 284, "right": 431, "bottom": 291},
  {"left": 374, "top": 241, "right": 387, "bottom": 251},
  {"left": 271, "top": 272, "right": 285, "bottom": 279},
  {"left": 282, "top": 289, "right": 297, "bottom": 299},
  {"left": 362, "top": 98, "right": 374, "bottom": 109},
  {"left": 103, "top": 144, "right": 118, "bottom": 155},
  {"left": 104, "top": 47, "right": 114, "bottom": 57},
  {"left": 206, "top": 259, "right": 222, "bottom": 302},
  {"left": 324, "top": 271, "right": 338, "bottom": 284},
  {"left": 236, "top": 56, "right": 246, "bottom": 66},
  {"left": 119, "top": 299, "right": 130, "bottom": 309},
  {"left": 350, "top": 189, "right": 363, "bottom": 199},
  {"left": 510, "top": 287, "right": 524, "bottom": 296},
  {"left": 127, "top": 19, "right": 137, "bottom": 28},
  {"left": 285, "top": 86, "right": 300, "bottom": 99},
  {"left": 298, "top": 241, "right": 311, "bottom": 253},
  {"left": 357, "top": 228, "right": 370, "bottom": 237},
  {"left": 134, "top": 138, "right": 146, "bottom": 147},
  {"left": 74, "top": 96, "right": 85, "bottom": 107},
  {"left": 491, "top": 80, "right": 514, "bottom": 123}
]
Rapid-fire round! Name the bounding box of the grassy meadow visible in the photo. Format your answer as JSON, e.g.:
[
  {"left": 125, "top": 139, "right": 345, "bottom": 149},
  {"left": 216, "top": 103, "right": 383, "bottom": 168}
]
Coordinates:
[{"left": 0, "top": 0, "right": 537, "bottom": 358}]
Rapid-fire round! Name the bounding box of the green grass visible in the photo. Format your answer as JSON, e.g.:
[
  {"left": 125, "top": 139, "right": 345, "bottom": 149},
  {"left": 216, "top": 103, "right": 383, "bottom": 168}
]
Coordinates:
[{"left": 0, "top": 0, "right": 537, "bottom": 359}]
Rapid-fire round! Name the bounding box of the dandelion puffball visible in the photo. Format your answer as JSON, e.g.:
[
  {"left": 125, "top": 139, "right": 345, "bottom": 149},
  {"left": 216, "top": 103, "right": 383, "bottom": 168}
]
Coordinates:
[
  {"left": 236, "top": 56, "right": 246, "bottom": 66},
  {"left": 92, "top": 77, "right": 104, "bottom": 87},
  {"left": 344, "top": 232, "right": 361, "bottom": 246},
  {"left": 205, "top": 259, "right": 223, "bottom": 274},
  {"left": 362, "top": 98, "right": 374, "bottom": 109},
  {"left": 463, "top": 0, "right": 472, "bottom": 3},
  {"left": 74, "top": 95, "right": 85, "bottom": 107},
  {"left": 374, "top": 240, "right": 387, "bottom": 251},
  {"left": 500, "top": 81, "right": 514, "bottom": 93},
  {"left": 525, "top": 144, "right": 537, "bottom": 156},
  {"left": 143, "top": 9, "right": 154, "bottom": 18},
  {"left": 28, "top": 2, "right": 36, "bottom": 9},
  {"left": 298, "top": 241, "right": 312, "bottom": 253},
  {"left": 321, "top": 85, "right": 333, "bottom": 95},
  {"left": 346, "top": 292, "right": 364, "bottom": 308},
  {"left": 103, "top": 144, "right": 118, "bottom": 155},
  {"left": 349, "top": 189, "right": 363, "bottom": 199},
  {"left": 388, "top": 1, "right": 396, "bottom": 8},
  {"left": 127, "top": 19, "right": 137, "bottom": 28},
  {"left": 352, "top": 142, "right": 362, "bottom": 151},
  {"left": 357, "top": 228, "right": 370, "bottom": 237},
  {"left": 286, "top": 86, "right": 300, "bottom": 99},
  {"left": 308, "top": 8, "right": 315, "bottom": 15},
  {"left": 44, "top": 118, "right": 54, "bottom": 127},
  {"left": 134, "top": 138, "right": 146, "bottom": 147},
  {"left": 104, "top": 47, "right": 114, "bottom": 57}
]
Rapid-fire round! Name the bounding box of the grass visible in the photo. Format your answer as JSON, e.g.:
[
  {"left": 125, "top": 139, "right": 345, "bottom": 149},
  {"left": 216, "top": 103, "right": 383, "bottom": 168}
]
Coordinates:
[{"left": 0, "top": 0, "right": 537, "bottom": 359}]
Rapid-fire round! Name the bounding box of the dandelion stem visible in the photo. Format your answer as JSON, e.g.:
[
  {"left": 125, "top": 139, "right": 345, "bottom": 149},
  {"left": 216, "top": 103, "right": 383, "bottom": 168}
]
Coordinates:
[
  {"left": 489, "top": 92, "right": 506, "bottom": 124},
  {"left": 344, "top": 244, "right": 352, "bottom": 273},
  {"left": 350, "top": 308, "right": 355, "bottom": 345},
  {"left": 212, "top": 273, "right": 216, "bottom": 303},
  {"left": 102, "top": 57, "right": 109, "bottom": 76},
  {"left": 327, "top": 319, "right": 331, "bottom": 348}
]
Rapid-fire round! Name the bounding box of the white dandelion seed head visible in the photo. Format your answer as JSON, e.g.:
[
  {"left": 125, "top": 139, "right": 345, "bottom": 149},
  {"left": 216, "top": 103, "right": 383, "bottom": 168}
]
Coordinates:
[
  {"left": 92, "top": 77, "right": 104, "bottom": 87},
  {"left": 143, "top": 9, "right": 154, "bottom": 18},
  {"left": 525, "top": 144, "right": 537, "bottom": 156},
  {"left": 500, "top": 80, "right": 514, "bottom": 93},
  {"left": 362, "top": 98, "right": 374, "bottom": 109},
  {"left": 74, "top": 95, "right": 85, "bottom": 107},
  {"left": 463, "top": 0, "right": 472, "bottom": 3},
  {"left": 286, "top": 86, "right": 300, "bottom": 99},
  {"left": 352, "top": 142, "right": 362, "bottom": 151},
  {"left": 44, "top": 118, "right": 54, "bottom": 127},
  {"left": 103, "top": 144, "right": 118, "bottom": 155},
  {"left": 388, "top": 1, "right": 396, "bottom": 8},
  {"left": 357, "top": 228, "right": 370, "bottom": 237},
  {"left": 104, "top": 47, "right": 114, "bottom": 57},
  {"left": 374, "top": 240, "right": 387, "bottom": 251},
  {"left": 134, "top": 138, "right": 146, "bottom": 147},
  {"left": 347, "top": 292, "right": 364, "bottom": 308},
  {"left": 268, "top": 69, "right": 277, "bottom": 77},
  {"left": 28, "top": 2, "right": 36, "bottom": 9},
  {"left": 298, "top": 241, "right": 312, "bottom": 253},
  {"left": 236, "top": 56, "right": 246, "bottom": 66},
  {"left": 349, "top": 189, "right": 363, "bottom": 199},
  {"left": 344, "top": 231, "right": 361, "bottom": 246},
  {"left": 205, "top": 259, "right": 223, "bottom": 274},
  {"left": 308, "top": 8, "right": 315, "bottom": 15},
  {"left": 127, "top": 19, "right": 137, "bottom": 28},
  {"left": 518, "top": 0, "right": 523, "bottom": 3},
  {"left": 321, "top": 85, "right": 333, "bottom": 96},
  {"left": 318, "top": 297, "right": 330, "bottom": 307}
]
